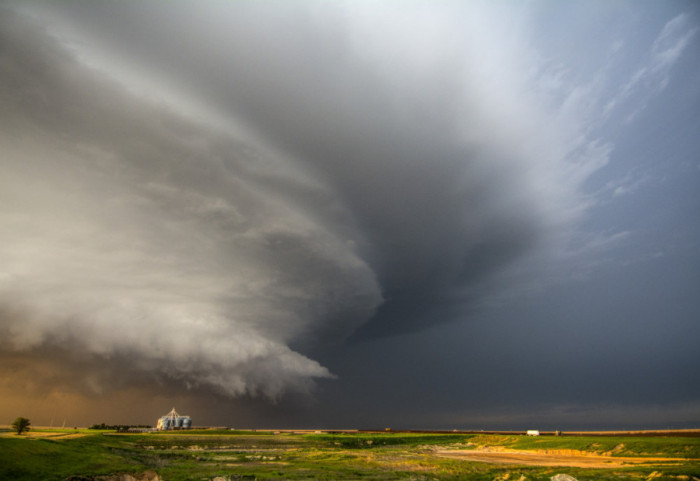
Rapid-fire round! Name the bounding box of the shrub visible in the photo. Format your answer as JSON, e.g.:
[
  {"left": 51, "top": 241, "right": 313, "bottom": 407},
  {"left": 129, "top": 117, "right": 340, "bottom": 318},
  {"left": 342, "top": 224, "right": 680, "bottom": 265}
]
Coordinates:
[{"left": 11, "top": 417, "right": 30, "bottom": 435}]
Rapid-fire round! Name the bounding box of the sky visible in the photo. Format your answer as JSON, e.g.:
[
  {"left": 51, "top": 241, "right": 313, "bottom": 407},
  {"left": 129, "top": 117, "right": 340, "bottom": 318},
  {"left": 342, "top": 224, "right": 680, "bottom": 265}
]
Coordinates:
[{"left": 0, "top": 0, "right": 699, "bottom": 431}]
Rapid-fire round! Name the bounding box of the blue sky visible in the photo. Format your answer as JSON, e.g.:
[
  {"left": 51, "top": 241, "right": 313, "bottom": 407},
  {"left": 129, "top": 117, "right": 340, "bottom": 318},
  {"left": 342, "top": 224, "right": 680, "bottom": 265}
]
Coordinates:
[{"left": 0, "top": 0, "right": 698, "bottom": 429}]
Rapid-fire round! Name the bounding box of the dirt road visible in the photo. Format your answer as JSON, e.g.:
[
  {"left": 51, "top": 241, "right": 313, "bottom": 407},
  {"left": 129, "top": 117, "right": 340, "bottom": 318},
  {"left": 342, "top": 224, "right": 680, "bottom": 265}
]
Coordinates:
[{"left": 434, "top": 449, "right": 692, "bottom": 468}]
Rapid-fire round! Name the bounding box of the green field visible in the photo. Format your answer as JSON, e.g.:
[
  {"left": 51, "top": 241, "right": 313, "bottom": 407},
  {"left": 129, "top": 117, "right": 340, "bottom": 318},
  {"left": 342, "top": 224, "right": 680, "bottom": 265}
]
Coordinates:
[{"left": 1, "top": 429, "right": 699, "bottom": 481}]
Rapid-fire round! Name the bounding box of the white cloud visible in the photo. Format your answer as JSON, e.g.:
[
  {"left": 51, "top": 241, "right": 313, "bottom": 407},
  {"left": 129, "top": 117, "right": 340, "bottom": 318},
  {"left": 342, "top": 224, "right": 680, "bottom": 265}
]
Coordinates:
[
  {"left": 609, "top": 171, "right": 651, "bottom": 198},
  {"left": 606, "top": 13, "right": 697, "bottom": 120}
]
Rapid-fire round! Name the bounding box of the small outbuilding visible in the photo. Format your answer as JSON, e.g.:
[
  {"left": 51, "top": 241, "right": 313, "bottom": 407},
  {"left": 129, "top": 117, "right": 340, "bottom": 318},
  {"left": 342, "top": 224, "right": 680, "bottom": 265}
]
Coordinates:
[{"left": 526, "top": 430, "right": 540, "bottom": 436}]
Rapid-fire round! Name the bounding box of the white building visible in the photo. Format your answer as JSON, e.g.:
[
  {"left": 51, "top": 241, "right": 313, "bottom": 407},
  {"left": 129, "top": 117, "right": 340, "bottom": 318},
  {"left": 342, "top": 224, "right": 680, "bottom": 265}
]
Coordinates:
[{"left": 156, "top": 408, "right": 192, "bottom": 430}]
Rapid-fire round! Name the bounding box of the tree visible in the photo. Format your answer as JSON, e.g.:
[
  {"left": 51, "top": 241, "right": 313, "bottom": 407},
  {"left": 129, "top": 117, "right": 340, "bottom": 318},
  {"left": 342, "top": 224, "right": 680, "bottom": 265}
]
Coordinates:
[{"left": 11, "top": 417, "right": 30, "bottom": 435}]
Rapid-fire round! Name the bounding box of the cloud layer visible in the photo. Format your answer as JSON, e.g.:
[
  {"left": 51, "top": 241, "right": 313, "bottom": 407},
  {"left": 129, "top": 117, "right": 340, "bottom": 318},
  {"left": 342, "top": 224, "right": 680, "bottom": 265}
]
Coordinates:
[
  {"left": 1, "top": 2, "right": 694, "bottom": 402},
  {"left": 0, "top": 8, "right": 381, "bottom": 398}
]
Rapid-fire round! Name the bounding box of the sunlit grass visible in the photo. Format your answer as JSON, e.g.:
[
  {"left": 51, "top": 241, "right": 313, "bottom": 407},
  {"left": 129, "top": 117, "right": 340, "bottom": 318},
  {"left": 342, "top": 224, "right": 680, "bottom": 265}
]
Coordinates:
[{"left": 1, "top": 429, "right": 699, "bottom": 480}]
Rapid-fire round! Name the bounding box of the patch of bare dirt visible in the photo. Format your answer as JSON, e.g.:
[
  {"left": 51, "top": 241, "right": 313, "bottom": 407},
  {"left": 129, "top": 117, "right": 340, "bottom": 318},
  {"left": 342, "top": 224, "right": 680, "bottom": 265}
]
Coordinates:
[
  {"left": 434, "top": 449, "right": 692, "bottom": 468},
  {"left": 51, "top": 433, "right": 89, "bottom": 440}
]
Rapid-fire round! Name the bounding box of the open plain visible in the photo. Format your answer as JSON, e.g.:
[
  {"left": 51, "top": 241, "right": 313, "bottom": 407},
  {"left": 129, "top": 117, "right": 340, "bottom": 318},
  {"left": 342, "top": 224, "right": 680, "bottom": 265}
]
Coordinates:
[{"left": 1, "top": 428, "right": 700, "bottom": 480}]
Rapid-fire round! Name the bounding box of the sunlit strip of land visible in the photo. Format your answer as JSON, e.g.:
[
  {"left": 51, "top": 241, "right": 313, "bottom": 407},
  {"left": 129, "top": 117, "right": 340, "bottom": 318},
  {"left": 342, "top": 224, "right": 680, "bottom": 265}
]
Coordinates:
[{"left": 2, "top": 425, "right": 700, "bottom": 481}]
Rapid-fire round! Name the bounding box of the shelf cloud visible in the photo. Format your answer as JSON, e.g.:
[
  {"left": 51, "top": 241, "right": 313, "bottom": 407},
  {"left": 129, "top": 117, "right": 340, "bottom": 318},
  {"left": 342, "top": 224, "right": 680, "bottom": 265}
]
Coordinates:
[{"left": 0, "top": 0, "right": 697, "bottom": 421}]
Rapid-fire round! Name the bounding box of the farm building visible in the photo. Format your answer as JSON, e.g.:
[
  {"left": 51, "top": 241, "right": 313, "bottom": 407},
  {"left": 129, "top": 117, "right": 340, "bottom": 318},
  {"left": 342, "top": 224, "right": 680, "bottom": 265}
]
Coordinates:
[{"left": 156, "top": 408, "right": 192, "bottom": 430}]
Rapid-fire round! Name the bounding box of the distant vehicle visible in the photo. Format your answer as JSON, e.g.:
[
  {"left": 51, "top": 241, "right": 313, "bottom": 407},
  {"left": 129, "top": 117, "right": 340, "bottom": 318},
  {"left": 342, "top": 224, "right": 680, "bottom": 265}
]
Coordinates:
[{"left": 526, "top": 430, "right": 540, "bottom": 436}]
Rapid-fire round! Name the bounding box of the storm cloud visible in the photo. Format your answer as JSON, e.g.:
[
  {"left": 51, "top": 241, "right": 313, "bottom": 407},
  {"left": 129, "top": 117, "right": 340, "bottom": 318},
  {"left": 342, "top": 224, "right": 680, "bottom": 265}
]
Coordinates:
[
  {"left": 1, "top": 1, "right": 699, "bottom": 426},
  {"left": 0, "top": 7, "right": 382, "bottom": 398}
]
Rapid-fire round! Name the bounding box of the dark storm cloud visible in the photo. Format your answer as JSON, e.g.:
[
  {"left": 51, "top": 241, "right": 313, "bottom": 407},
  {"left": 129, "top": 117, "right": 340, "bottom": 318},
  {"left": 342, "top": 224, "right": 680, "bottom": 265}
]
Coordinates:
[
  {"left": 27, "top": 1, "right": 613, "bottom": 334},
  {"left": 1, "top": 0, "right": 697, "bottom": 418},
  {"left": 0, "top": 7, "right": 381, "bottom": 398}
]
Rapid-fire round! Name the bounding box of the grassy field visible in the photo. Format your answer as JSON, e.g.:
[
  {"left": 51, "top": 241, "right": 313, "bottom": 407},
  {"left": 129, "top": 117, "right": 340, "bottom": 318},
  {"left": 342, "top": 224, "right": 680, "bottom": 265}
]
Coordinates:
[{"left": 1, "top": 428, "right": 699, "bottom": 481}]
